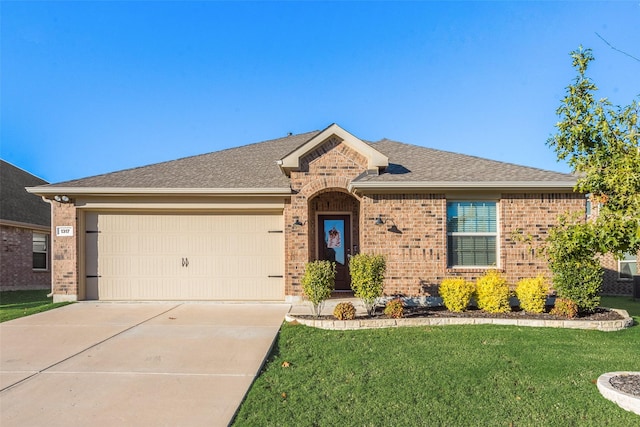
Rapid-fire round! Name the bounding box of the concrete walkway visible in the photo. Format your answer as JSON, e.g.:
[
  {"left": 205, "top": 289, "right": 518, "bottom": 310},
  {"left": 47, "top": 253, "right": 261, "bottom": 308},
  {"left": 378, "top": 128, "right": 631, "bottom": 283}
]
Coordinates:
[{"left": 0, "top": 302, "right": 290, "bottom": 427}]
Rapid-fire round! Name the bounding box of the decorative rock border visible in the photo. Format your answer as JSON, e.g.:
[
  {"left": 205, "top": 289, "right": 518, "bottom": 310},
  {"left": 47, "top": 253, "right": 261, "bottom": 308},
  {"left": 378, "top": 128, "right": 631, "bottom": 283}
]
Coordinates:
[
  {"left": 285, "top": 309, "right": 633, "bottom": 332},
  {"left": 597, "top": 372, "right": 640, "bottom": 415}
]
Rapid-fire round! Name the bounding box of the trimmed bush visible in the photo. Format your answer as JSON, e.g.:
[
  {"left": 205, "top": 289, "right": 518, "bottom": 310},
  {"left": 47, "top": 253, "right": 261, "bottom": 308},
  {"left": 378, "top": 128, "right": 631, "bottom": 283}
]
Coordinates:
[
  {"left": 383, "top": 298, "right": 404, "bottom": 318},
  {"left": 545, "top": 216, "right": 603, "bottom": 312},
  {"left": 551, "top": 258, "right": 602, "bottom": 313},
  {"left": 515, "top": 277, "right": 549, "bottom": 313},
  {"left": 550, "top": 298, "right": 578, "bottom": 319},
  {"left": 349, "top": 254, "right": 386, "bottom": 316},
  {"left": 439, "top": 278, "right": 475, "bottom": 312},
  {"left": 333, "top": 302, "right": 356, "bottom": 320},
  {"left": 476, "top": 270, "right": 510, "bottom": 313},
  {"left": 301, "top": 260, "right": 336, "bottom": 317}
]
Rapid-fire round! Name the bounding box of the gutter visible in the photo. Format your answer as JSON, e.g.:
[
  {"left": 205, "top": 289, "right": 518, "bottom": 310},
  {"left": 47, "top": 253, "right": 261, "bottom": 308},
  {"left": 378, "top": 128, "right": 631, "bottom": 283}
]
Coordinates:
[
  {"left": 348, "top": 180, "right": 578, "bottom": 192},
  {"left": 26, "top": 187, "right": 293, "bottom": 197}
]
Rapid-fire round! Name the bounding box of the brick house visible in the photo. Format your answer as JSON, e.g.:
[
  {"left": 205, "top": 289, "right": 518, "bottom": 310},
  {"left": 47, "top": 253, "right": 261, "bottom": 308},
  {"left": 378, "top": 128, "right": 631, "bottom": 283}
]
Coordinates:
[
  {"left": 1, "top": 160, "right": 51, "bottom": 291},
  {"left": 28, "top": 124, "right": 629, "bottom": 302}
]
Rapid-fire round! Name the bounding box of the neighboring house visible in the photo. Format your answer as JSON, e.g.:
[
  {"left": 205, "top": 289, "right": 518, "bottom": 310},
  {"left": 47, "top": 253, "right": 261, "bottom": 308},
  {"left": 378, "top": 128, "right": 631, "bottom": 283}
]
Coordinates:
[
  {"left": 29, "top": 123, "right": 613, "bottom": 303},
  {"left": 586, "top": 199, "right": 639, "bottom": 295},
  {"left": 1, "top": 160, "right": 51, "bottom": 291}
]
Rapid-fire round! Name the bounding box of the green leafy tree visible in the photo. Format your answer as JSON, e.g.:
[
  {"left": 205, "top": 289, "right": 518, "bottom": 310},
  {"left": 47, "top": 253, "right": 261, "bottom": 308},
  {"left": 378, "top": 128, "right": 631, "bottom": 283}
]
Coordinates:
[
  {"left": 545, "top": 47, "right": 639, "bottom": 311},
  {"left": 547, "top": 46, "right": 640, "bottom": 256}
]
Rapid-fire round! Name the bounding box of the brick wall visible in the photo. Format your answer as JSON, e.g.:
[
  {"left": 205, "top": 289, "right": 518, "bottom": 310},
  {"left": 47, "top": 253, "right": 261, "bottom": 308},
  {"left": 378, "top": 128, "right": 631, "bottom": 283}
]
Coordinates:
[
  {"left": 51, "top": 202, "right": 78, "bottom": 301},
  {"left": 0, "top": 225, "right": 51, "bottom": 290},
  {"left": 358, "top": 193, "right": 584, "bottom": 296},
  {"left": 283, "top": 136, "right": 590, "bottom": 299},
  {"left": 360, "top": 193, "right": 447, "bottom": 296},
  {"left": 284, "top": 137, "right": 369, "bottom": 297}
]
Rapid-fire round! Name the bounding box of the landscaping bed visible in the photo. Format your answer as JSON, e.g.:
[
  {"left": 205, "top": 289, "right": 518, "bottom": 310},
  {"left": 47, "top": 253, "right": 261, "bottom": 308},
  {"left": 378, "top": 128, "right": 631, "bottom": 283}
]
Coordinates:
[{"left": 295, "top": 305, "right": 625, "bottom": 322}]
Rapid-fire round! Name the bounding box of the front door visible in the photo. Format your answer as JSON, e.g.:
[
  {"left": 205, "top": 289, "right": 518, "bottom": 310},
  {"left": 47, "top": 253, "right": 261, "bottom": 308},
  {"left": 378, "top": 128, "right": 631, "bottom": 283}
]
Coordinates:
[{"left": 318, "top": 215, "right": 351, "bottom": 291}]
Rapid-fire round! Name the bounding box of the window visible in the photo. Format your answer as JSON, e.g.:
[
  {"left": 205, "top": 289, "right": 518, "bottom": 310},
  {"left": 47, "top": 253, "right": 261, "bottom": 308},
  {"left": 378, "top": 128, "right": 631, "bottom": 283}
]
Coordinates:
[
  {"left": 619, "top": 252, "right": 637, "bottom": 280},
  {"left": 447, "top": 201, "right": 497, "bottom": 267},
  {"left": 33, "top": 233, "right": 48, "bottom": 270}
]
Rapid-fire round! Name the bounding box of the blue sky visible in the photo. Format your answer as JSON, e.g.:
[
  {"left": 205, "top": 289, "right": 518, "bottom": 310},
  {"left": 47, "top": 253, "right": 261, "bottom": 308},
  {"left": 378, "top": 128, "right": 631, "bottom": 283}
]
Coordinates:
[{"left": 2, "top": 1, "right": 639, "bottom": 184}]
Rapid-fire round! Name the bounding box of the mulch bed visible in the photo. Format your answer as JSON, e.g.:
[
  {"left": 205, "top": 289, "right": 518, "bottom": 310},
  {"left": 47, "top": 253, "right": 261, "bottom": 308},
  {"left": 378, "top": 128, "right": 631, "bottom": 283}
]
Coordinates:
[
  {"left": 297, "top": 306, "right": 625, "bottom": 322},
  {"left": 610, "top": 375, "right": 640, "bottom": 397},
  {"left": 398, "top": 305, "right": 624, "bottom": 321}
]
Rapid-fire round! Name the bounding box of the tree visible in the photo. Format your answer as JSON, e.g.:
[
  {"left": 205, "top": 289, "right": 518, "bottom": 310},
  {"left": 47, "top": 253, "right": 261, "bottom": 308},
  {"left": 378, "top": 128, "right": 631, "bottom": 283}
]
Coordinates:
[{"left": 547, "top": 46, "right": 640, "bottom": 257}]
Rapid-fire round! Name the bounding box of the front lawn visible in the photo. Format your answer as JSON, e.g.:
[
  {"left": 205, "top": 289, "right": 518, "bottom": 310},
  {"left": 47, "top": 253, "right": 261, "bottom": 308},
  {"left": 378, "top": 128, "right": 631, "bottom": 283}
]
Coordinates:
[
  {"left": 0, "top": 290, "right": 72, "bottom": 322},
  {"left": 233, "top": 296, "right": 640, "bottom": 426}
]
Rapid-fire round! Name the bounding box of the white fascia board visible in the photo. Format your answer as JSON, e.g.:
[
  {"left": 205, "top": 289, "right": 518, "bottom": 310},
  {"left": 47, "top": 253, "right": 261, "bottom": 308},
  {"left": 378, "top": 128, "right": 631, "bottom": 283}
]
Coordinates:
[
  {"left": 26, "top": 187, "right": 293, "bottom": 197},
  {"left": 349, "top": 181, "right": 578, "bottom": 192},
  {"left": 279, "top": 123, "right": 388, "bottom": 170}
]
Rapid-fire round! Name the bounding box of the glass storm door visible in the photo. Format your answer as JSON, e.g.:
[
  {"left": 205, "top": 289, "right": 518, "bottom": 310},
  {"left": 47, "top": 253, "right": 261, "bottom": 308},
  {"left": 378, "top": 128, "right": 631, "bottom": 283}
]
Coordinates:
[{"left": 318, "top": 215, "right": 351, "bottom": 291}]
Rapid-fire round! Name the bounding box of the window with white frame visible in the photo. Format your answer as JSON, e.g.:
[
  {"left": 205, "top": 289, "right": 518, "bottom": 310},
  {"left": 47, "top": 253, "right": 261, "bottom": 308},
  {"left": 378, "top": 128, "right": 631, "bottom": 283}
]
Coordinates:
[
  {"left": 619, "top": 252, "right": 637, "bottom": 280},
  {"left": 447, "top": 201, "right": 497, "bottom": 267},
  {"left": 33, "top": 233, "right": 48, "bottom": 270}
]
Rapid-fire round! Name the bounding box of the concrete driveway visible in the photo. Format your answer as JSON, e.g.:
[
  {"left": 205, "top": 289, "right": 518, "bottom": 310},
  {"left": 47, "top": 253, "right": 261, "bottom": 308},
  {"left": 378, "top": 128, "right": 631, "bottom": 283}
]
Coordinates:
[{"left": 0, "top": 302, "right": 290, "bottom": 426}]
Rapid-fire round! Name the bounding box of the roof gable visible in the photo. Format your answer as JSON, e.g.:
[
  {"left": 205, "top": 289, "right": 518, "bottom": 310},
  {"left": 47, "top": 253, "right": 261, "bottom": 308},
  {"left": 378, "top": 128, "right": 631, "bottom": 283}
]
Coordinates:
[{"left": 277, "top": 124, "right": 388, "bottom": 175}]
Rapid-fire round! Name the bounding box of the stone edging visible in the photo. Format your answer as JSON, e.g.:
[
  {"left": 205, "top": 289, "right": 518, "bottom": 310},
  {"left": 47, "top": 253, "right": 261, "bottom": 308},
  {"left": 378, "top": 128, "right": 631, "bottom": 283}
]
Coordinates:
[
  {"left": 285, "top": 309, "right": 633, "bottom": 332},
  {"left": 597, "top": 372, "right": 640, "bottom": 415}
]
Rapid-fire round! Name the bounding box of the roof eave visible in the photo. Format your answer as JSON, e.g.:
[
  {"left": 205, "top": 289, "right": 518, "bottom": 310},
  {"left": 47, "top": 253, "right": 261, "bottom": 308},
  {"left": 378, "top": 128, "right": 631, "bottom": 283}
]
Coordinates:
[
  {"left": 348, "top": 181, "right": 579, "bottom": 192},
  {"left": 26, "top": 187, "right": 293, "bottom": 197}
]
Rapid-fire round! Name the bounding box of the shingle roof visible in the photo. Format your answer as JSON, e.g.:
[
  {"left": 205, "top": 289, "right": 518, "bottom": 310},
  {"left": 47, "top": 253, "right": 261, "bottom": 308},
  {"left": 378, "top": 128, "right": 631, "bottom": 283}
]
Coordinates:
[
  {"left": 31, "top": 128, "right": 575, "bottom": 193},
  {"left": 38, "top": 131, "right": 319, "bottom": 189},
  {"left": 1, "top": 160, "right": 50, "bottom": 226},
  {"left": 361, "top": 139, "right": 574, "bottom": 183}
]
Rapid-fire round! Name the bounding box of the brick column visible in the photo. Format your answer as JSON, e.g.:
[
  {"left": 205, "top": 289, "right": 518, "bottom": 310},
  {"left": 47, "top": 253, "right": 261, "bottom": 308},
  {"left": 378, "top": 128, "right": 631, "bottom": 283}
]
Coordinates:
[{"left": 51, "top": 201, "right": 78, "bottom": 302}]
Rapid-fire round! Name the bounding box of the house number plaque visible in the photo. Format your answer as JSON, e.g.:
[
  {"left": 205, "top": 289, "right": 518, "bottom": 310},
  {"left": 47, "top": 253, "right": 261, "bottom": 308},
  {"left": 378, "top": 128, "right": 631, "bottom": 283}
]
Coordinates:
[{"left": 56, "top": 226, "right": 74, "bottom": 237}]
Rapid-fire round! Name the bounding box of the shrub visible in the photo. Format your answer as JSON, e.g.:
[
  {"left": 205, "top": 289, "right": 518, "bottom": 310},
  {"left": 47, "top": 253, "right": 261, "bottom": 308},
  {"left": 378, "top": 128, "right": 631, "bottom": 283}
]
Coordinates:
[
  {"left": 301, "top": 260, "right": 336, "bottom": 317},
  {"left": 349, "top": 254, "right": 386, "bottom": 316},
  {"left": 476, "top": 270, "right": 510, "bottom": 313},
  {"left": 545, "top": 216, "right": 603, "bottom": 312},
  {"left": 439, "top": 278, "right": 475, "bottom": 312},
  {"left": 383, "top": 298, "right": 404, "bottom": 318},
  {"left": 551, "top": 258, "right": 602, "bottom": 313},
  {"left": 515, "top": 277, "right": 549, "bottom": 313},
  {"left": 550, "top": 298, "right": 578, "bottom": 319},
  {"left": 333, "top": 302, "right": 356, "bottom": 320}
]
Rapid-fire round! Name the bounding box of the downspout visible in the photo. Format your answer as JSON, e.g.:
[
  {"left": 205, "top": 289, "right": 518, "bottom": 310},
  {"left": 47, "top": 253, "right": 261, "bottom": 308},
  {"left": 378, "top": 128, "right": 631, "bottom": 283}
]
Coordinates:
[{"left": 41, "top": 196, "right": 54, "bottom": 298}]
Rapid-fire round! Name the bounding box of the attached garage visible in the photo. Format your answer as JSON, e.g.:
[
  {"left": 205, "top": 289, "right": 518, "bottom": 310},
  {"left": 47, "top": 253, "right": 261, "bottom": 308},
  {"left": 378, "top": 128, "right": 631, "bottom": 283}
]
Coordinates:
[{"left": 84, "top": 212, "right": 284, "bottom": 301}]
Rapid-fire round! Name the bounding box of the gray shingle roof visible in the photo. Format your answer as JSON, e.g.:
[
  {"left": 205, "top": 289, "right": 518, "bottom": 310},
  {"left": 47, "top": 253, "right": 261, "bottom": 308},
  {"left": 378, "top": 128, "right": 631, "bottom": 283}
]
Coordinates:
[
  {"left": 1, "top": 160, "right": 50, "bottom": 226},
  {"left": 40, "top": 131, "right": 319, "bottom": 189},
  {"left": 32, "top": 129, "right": 574, "bottom": 193},
  {"left": 361, "top": 139, "right": 575, "bottom": 183}
]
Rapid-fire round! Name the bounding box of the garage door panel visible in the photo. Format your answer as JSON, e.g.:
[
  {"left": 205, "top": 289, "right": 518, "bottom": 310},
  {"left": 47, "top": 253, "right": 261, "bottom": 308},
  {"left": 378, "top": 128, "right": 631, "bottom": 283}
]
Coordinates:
[{"left": 87, "top": 213, "right": 284, "bottom": 301}]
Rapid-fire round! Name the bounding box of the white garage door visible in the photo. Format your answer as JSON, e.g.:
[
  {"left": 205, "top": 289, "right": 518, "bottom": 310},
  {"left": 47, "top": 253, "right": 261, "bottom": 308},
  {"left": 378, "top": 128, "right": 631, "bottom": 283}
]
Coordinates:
[{"left": 84, "top": 212, "right": 284, "bottom": 301}]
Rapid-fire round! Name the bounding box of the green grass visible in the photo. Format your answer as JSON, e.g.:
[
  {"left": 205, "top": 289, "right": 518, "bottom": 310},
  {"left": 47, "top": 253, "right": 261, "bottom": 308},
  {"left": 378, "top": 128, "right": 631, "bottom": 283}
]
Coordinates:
[
  {"left": 234, "top": 296, "right": 640, "bottom": 426},
  {"left": 0, "top": 290, "right": 72, "bottom": 322}
]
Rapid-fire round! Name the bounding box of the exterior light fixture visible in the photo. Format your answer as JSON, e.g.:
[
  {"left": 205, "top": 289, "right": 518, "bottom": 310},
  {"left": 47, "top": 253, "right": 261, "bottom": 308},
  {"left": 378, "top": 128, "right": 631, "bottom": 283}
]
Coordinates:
[
  {"left": 293, "top": 219, "right": 306, "bottom": 227},
  {"left": 375, "top": 215, "right": 401, "bottom": 233},
  {"left": 53, "top": 195, "right": 71, "bottom": 203}
]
